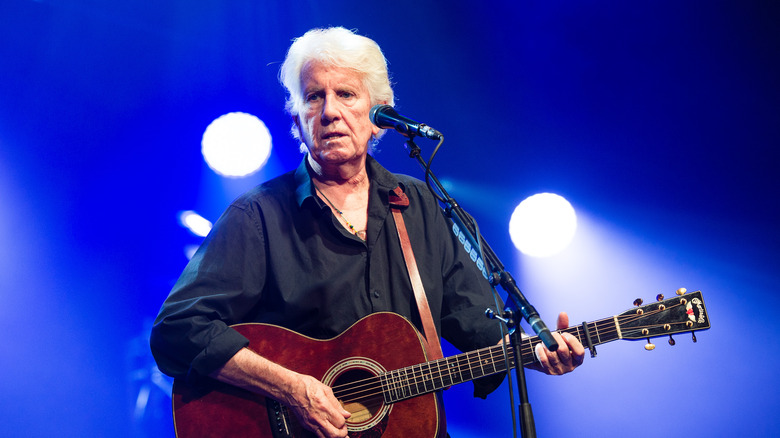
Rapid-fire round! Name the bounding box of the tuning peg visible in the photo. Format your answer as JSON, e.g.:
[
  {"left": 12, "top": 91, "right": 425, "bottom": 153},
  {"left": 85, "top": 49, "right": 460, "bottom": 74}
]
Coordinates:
[
  {"left": 644, "top": 339, "right": 656, "bottom": 351},
  {"left": 656, "top": 294, "right": 664, "bottom": 301},
  {"left": 676, "top": 287, "right": 687, "bottom": 296},
  {"left": 633, "top": 298, "right": 643, "bottom": 307},
  {"left": 668, "top": 335, "right": 676, "bottom": 346}
]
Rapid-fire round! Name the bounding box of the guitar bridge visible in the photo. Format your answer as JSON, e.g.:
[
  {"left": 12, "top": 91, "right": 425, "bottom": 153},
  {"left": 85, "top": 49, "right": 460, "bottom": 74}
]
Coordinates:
[{"left": 266, "top": 399, "right": 294, "bottom": 438}]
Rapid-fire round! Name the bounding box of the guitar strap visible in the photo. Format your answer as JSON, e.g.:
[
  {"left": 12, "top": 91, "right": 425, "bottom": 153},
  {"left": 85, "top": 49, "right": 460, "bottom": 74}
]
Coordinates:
[{"left": 388, "top": 186, "right": 444, "bottom": 361}]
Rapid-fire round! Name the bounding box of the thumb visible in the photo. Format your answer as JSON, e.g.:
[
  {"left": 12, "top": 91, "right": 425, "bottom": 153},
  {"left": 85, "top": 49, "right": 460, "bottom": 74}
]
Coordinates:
[{"left": 557, "top": 311, "right": 570, "bottom": 330}]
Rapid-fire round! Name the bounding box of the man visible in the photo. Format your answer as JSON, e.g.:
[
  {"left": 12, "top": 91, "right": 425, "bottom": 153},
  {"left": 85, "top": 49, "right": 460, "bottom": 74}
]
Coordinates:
[{"left": 151, "top": 27, "right": 584, "bottom": 438}]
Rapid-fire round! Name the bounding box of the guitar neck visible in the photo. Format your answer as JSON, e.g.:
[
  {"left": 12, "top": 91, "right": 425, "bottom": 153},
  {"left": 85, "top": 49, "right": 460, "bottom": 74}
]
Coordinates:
[{"left": 381, "top": 317, "right": 620, "bottom": 403}]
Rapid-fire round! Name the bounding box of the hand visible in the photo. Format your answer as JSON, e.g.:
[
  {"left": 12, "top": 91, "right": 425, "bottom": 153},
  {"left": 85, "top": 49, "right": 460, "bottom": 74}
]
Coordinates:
[
  {"left": 529, "top": 312, "right": 585, "bottom": 375},
  {"left": 211, "top": 349, "right": 352, "bottom": 438},
  {"left": 284, "top": 374, "right": 352, "bottom": 438}
]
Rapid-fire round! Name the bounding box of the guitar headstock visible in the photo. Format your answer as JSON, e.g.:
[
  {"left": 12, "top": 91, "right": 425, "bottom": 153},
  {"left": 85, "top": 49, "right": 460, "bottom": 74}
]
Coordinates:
[{"left": 616, "top": 289, "right": 710, "bottom": 349}]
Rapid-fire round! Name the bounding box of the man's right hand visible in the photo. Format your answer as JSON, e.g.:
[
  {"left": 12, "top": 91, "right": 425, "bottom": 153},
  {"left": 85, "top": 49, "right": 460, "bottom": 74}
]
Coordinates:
[
  {"left": 210, "top": 347, "right": 351, "bottom": 438},
  {"left": 284, "top": 374, "right": 351, "bottom": 438}
]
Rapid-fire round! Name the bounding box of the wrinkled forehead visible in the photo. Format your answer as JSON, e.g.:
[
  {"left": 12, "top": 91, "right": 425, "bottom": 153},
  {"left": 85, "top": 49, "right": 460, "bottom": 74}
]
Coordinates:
[{"left": 299, "top": 61, "right": 367, "bottom": 92}]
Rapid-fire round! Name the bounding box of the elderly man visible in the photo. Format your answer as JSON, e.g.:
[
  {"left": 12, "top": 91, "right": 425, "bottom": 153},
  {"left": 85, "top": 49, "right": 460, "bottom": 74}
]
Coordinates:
[{"left": 151, "top": 27, "right": 584, "bottom": 438}]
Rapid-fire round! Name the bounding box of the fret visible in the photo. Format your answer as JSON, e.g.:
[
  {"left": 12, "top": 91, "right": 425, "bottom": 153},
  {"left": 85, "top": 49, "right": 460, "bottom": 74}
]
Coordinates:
[
  {"left": 454, "top": 355, "right": 465, "bottom": 383},
  {"left": 434, "top": 358, "right": 445, "bottom": 389},
  {"left": 496, "top": 345, "right": 506, "bottom": 373},
  {"left": 442, "top": 358, "right": 452, "bottom": 387},
  {"left": 521, "top": 338, "right": 536, "bottom": 367},
  {"left": 413, "top": 363, "right": 423, "bottom": 396},
  {"left": 464, "top": 351, "right": 475, "bottom": 381},
  {"left": 384, "top": 370, "right": 393, "bottom": 402},
  {"left": 442, "top": 358, "right": 454, "bottom": 387},
  {"left": 381, "top": 311, "right": 644, "bottom": 403},
  {"left": 380, "top": 371, "right": 390, "bottom": 403},
  {"left": 593, "top": 317, "right": 617, "bottom": 343},
  {"left": 385, "top": 370, "right": 397, "bottom": 402},
  {"left": 394, "top": 368, "right": 403, "bottom": 400},
  {"left": 423, "top": 361, "right": 433, "bottom": 393},
  {"left": 400, "top": 367, "right": 410, "bottom": 399},
  {"left": 491, "top": 344, "right": 512, "bottom": 374},
  {"left": 408, "top": 364, "right": 418, "bottom": 396},
  {"left": 476, "top": 348, "right": 487, "bottom": 377},
  {"left": 393, "top": 369, "right": 404, "bottom": 400}
]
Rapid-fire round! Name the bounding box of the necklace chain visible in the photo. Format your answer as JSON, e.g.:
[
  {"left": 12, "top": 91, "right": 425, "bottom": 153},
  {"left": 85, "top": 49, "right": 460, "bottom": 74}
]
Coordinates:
[{"left": 314, "top": 185, "right": 365, "bottom": 239}]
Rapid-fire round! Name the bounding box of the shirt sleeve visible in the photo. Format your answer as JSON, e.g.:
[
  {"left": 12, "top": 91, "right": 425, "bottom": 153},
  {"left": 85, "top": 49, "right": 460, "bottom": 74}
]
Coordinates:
[{"left": 149, "top": 202, "right": 267, "bottom": 381}]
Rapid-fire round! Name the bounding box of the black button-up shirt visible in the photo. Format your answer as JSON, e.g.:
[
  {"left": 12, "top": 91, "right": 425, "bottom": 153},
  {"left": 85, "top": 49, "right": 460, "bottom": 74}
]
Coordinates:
[{"left": 151, "top": 155, "right": 504, "bottom": 396}]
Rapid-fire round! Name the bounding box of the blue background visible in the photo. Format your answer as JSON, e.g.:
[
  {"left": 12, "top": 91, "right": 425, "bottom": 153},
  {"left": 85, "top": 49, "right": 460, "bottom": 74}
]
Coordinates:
[{"left": 1, "top": 1, "right": 777, "bottom": 436}]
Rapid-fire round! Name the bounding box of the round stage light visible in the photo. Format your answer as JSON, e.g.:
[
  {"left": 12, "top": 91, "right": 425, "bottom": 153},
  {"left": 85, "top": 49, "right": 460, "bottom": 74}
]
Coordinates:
[
  {"left": 509, "top": 193, "right": 577, "bottom": 258},
  {"left": 201, "top": 112, "right": 272, "bottom": 177}
]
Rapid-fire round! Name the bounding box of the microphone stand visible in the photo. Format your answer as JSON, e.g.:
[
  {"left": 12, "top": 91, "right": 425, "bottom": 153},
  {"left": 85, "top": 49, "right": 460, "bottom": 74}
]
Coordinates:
[{"left": 402, "top": 137, "right": 559, "bottom": 438}]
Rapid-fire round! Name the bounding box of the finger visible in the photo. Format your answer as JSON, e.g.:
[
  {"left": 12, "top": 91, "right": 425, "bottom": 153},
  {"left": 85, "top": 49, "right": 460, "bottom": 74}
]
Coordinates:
[
  {"left": 324, "top": 407, "right": 349, "bottom": 432},
  {"left": 317, "top": 419, "right": 348, "bottom": 438},
  {"left": 323, "top": 388, "right": 350, "bottom": 427},
  {"left": 557, "top": 311, "right": 570, "bottom": 330},
  {"left": 534, "top": 342, "right": 550, "bottom": 371},
  {"left": 561, "top": 332, "right": 586, "bottom": 362},
  {"left": 552, "top": 332, "right": 571, "bottom": 366},
  {"left": 535, "top": 341, "right": 562, "bottom": 374}
]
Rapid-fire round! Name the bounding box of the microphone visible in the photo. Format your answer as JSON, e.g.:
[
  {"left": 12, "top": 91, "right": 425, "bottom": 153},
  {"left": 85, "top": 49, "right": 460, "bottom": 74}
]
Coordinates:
[{"left": 369, "top": 105, "right": 442, "bottom": 140}]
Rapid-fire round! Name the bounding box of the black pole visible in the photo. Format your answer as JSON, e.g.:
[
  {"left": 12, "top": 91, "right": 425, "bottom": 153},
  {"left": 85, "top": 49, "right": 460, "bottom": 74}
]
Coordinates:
[
  {"left": 403, "top": 137, "right": 559, "bottom": 351},
  {"left": 511, "top": 326, "right": 536, "bottom": 438},
  {"left": 403, "top": 136, "right": 555, "bottom": 437}
]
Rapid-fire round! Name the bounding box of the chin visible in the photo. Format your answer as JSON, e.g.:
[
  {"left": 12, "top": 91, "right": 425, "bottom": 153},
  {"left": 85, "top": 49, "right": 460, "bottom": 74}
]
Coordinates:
[{"left": 319, "top": 145, "right": 364, "bottom": 161}]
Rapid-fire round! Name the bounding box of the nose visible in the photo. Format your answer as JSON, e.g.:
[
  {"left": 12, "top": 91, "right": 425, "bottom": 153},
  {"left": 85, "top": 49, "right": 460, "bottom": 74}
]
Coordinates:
[{"left": 320, "top": 94, "right": 341, "bottom": 124}]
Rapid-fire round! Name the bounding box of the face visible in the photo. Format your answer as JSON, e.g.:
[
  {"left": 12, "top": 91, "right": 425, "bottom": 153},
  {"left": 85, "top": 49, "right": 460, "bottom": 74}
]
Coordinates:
[{"left": 294, "top": 62, "right": 381, "bottom": 168}]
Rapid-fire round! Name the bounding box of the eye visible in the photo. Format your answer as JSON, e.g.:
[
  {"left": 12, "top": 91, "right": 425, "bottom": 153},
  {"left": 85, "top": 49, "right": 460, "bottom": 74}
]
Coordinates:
[
  {"left": 338, "top": 90, "right": 355, "bottom": 99},
  {"left": 306, "top": 93, "right": 321, "bottom": 102}
]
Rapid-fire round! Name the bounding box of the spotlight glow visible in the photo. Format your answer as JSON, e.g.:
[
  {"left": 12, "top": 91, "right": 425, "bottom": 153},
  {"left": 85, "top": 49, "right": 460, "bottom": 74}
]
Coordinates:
[
  {"left": 201, "top": 112, "right": 272, "bottom": 177},
  {"left": 178, "top": 210, "right": 212, "bottom": 237},
  {"left": 509, "top": 193, "right": 577, "bottom": 258}
]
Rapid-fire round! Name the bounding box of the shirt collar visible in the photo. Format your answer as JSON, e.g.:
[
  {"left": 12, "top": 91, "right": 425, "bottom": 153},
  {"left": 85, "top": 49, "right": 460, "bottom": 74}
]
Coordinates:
[{"left": 293, "top": 154, "right": 403, "bottom": 208}]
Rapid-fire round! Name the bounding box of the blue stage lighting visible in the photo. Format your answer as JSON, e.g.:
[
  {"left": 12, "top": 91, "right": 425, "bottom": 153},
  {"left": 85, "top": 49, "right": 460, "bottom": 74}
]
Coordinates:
[{"left": 201, "top": 112, "right": 273, "bottom": 177}]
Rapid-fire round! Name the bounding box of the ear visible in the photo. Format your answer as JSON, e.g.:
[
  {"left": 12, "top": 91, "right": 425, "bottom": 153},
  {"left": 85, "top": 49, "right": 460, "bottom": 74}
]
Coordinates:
[{"left": 292, "top": 115, "right": 304, "bottom": 138}]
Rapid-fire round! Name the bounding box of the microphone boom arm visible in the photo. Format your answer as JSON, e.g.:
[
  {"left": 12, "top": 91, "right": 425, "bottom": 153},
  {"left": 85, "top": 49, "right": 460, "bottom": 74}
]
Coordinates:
[{"left": 403, "top": 137, "right": 559, "bottom": 352}]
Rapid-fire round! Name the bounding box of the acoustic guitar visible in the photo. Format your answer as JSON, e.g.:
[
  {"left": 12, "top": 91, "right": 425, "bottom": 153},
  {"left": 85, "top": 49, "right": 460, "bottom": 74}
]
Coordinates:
[{"left": 172, "top": 289, "right": 710, "bottom": 437}]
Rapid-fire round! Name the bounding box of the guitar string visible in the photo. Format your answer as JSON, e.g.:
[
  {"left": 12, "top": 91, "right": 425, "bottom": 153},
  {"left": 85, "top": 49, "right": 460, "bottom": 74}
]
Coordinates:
[
  {"left": 330, "top": 302, "right": 691, "bottom": 403},
  {"left": 332, "top": 305, "right": 687, "bottom": 402},
  {"left": 334, "top": 318, "right": 680, "bottom": 404}
]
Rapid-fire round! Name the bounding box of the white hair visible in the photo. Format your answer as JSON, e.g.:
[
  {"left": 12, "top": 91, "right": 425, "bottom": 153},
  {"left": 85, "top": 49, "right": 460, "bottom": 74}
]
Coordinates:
[{"left": 279, "top": 27, "right": 395, "bottom": 148}]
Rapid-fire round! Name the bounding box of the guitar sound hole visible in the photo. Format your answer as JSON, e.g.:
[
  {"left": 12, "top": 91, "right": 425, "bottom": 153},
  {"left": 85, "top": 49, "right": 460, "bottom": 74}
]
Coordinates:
[{"left": 333, "top": 368, "right": 385, "bottom": 427}]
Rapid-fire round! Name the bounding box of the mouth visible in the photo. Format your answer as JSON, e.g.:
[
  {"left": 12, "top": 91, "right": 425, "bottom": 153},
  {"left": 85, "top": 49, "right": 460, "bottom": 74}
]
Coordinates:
[{"left": 321, "top": 132, "right": 346, "bottom": 141}]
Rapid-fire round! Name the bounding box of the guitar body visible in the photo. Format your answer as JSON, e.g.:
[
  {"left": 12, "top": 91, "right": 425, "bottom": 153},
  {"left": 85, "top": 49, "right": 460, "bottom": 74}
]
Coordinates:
[{"left": 172, "top": 312, "right": 446, "bottom": 438}]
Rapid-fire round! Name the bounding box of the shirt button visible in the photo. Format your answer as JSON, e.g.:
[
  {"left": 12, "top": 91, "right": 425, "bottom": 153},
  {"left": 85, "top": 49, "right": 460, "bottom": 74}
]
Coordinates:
[{"left": 373, "top": 290, "right": 380, "bottom": 298}]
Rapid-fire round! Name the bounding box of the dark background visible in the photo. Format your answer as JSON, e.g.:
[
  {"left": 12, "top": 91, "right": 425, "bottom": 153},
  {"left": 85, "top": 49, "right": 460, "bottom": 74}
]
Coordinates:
[{"left": 1, "top": 0, "right": 778, "bottom": 436}]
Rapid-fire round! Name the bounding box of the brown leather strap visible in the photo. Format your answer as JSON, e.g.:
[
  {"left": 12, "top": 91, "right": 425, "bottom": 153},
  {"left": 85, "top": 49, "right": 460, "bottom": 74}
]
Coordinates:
[{"left": 389, "top": 186, "right": 444, "bottom": 360}]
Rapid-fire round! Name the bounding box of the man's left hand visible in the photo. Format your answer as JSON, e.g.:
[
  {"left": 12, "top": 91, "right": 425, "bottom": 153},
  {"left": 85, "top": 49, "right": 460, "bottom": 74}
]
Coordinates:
[{"left": 500, "top": 311, "right": 586, "bottom": 375}]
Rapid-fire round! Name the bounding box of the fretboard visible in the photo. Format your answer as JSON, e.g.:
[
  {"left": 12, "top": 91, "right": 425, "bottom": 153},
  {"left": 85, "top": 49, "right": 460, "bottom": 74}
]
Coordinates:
[{"left": 380, "top": 316, "right": 621, "bottom": 403}]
